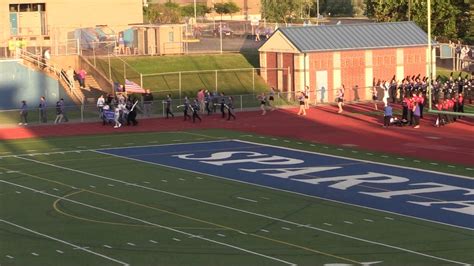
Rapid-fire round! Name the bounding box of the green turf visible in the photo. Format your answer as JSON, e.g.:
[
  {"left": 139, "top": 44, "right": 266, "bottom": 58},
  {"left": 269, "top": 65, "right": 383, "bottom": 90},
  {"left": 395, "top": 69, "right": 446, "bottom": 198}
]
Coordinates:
[
  {"left": 0, "top": 130, "right": 473, "bottom": 266},
  {"left": 94, "top": 53, "right": 268, "bottom": 96}
]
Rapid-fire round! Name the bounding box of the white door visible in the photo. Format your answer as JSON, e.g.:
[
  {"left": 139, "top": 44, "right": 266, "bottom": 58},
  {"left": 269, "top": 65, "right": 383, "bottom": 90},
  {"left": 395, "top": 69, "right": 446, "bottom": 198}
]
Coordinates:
[{"left": 316, "top": 71, "right": 328, "bottom": 104}]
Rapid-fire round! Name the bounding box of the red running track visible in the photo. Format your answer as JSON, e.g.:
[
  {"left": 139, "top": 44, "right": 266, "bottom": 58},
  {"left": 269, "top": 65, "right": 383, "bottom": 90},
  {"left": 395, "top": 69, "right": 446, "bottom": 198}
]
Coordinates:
[{"left": 1, "top": 104, "right": 473, "bottom": 166}]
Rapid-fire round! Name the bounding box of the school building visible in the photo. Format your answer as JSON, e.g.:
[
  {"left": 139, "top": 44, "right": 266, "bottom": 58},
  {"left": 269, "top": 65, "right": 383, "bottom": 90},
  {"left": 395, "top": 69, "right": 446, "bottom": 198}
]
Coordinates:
[
  {"left": 0, "top": 0, "right": 144, "bottom": 55},
  {"left": 258, "top": 21, "right": 436, "bottom": 103}
]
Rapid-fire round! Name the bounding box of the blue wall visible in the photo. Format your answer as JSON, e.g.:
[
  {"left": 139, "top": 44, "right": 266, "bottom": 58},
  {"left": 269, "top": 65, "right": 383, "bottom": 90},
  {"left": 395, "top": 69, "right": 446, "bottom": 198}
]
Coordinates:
[{"left": 0, "top": 60, "right": 73, "bottom": 110}]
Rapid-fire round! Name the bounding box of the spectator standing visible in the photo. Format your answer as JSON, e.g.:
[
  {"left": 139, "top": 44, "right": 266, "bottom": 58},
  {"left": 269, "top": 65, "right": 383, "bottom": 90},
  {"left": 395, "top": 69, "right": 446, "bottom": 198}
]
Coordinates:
[
  {"left": 19, "top": 100, "right": 28, "bottom": 125},
  {"left": 412, "top": 100, "right": 421, "bottom": 129},
  {"left": 97, "top": 95, "right": 105, "bottom": 117},
  {"left": 383, "top": 104, "right": 392, "bottom": 128},
  {"left": 39, "top": 96, "right": 47, "bottom": 123},
  {"left": 197, "top": 89, "right": 205, "bottom": 112},
  {"left": 164, "top": 94, "right": 174, "bottom": 118},
  {"left": 142, "top": 89, "right": 154, "bottom": 117},
  {"left": 59, "top": 98, "right": 68, "bottom": 122},
  {"left": 66, "top": 66, "right": 75, "bottom": 88},
  {"left": 54, "top": 100, "right": 63, "bottom": 124},
  {"left": 78, "top": 68, "right": 87, "bottom": 88},
  {"left": 226, "top": 96, "right": 236, "bottom": 120}
]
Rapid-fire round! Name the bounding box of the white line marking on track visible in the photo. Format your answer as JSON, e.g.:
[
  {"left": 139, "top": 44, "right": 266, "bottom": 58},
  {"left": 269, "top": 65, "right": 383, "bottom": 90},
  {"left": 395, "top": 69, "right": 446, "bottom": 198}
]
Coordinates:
[
  {"left": 56, "top": 250, "right": 64, "bottom": 254},
  {"left": 381, "top": 155, "right": 389, "bottom": 158},
  {"left": 323, "top": 146, "right": 329, "bottom": 149},
  {"left": 297, "top": 142, "right": 303, "bottom": 145},
  {"left": 384, "top": 217, "right": 394, "bottom": 220},
  {"left": 448, "top": 165, "right": 456, "bottom": 168},
  {"left": 149, "top": 240, "right": 158, "bottom": 244},
  {"left": 6, "top": 255, "right": 14, "bottom": 259},
  {"left": 126, "top": 242, "right": 136, "bottom": 246},
  {"left": 31, "top": 253, "right": 39, "bottom": 256},
  {"left": 413, "top": 160, "right": 420, "bottom": 163},
  {"left": 344, "top": 221, "right": 353, "bottom": 224},
  {"left": 103, "top": 245, "right": 112, "bottom": 249},
  {"left": 195, "top": 176, "right": 203, "bottom": 179},
  {"left": 143, "top": 181, "right": 150, "bottom": 184},
  {"left": 52, "top": 188, "right": 59, "bottom": 191},
  {"left": 337, "top": 148, "right": 344, "bottom": 151},
  {"left": 26, "top": 150, "right": 37, "bottom": 152},
  {"left": 6, "top": 171, "right": 19, "bottom": 174},
  {"left": 366, "top": 153, "right": 373, "bottom": 156},
  {"left": 178, "top": 178, "right": 186, "bottom": 181},
  {"left": 217, "top": 234, "right": 226, "bottom": 237},
  {"left": 161, "top": 180, "right": 168, "bottom": 183},
  {"left": 172, "top": 238, "right": 181, "bottom": 242},
  {"left": 271, "top": 138, "right": 278, "bottom": 141},
  {"left": 107, "top": 184, "right": 115, "bottom": 187},
  {"left": 172, "top": 139, "right": 183, "bottom": 142},
  {"left": 100, "top": 144, "right": 111, "bottom": 147},
  {"left": 364, "top": 219, "right": 374, "bottom": 223},
  {"left": 19, "top": 152, "right": 471, "bottom": 266},
  {"left": 260, "top": 229, "right": 269, "bottom": 233},
  {"left": 259, "top": 136, "right": 265, "bottom": 139},
  {"left": 323, "top": 223, "right": 333, "bottom": 226},
  {"left": 260, "top": 197, "right": 270, "bottom": 200},
  {"left": 236, "top": 196, "right": 258, "bottom": 203},
  {"left": 351, "top": 151, "right": 359, "bottom": 153},
  {"left": 283, "top": 140, "right": 290, "bottom": 143},
  {"left": 89, "top": 185, "right": 96, "bottom": 188},
  {"left": 466, "top": 168, "right": 473, "bottom": 171},
  {"left": 2, "top": 180, "right": 294, "bottom": 266},
  {"left": 15, "top": 191, "right": 21, "bottom": 194},
  {"left": 281, "top": 227, "right": 291, "bottom": 231},
  {"left": 397, "top": 158, "right": 405, "bottom": 160},
  {"left": 430, "top": 163, "right": 439, "bottom": 166}
]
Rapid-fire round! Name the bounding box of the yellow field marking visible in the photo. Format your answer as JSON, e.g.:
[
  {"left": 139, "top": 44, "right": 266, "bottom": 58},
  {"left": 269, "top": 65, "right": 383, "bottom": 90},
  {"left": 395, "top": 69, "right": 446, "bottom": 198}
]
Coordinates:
[{"left": 2, "top": 167, "right": 363, "bottom": 264}]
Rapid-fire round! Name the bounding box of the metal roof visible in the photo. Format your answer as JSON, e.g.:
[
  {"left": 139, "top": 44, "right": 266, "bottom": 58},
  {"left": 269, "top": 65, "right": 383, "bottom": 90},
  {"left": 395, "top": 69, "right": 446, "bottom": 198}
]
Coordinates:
[{"left": 278, "top": 21, "right": 431, "bottom": 52}]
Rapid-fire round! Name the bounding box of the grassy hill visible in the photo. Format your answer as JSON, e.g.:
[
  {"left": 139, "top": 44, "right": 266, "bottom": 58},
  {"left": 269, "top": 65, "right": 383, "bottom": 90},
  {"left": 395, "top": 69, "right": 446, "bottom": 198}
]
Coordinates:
[{"left": 95, "top": 53, "right": 267, "bottom": 97}]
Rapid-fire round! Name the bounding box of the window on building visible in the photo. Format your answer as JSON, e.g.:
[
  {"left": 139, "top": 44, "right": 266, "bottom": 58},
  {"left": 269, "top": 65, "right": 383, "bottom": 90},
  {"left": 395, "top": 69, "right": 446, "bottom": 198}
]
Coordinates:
[
  {"left": 168, "top": 32, "right": 174, "bottom": 42},
  {"left": 9, "top": 3, "right": 46, "bottom": 12}
]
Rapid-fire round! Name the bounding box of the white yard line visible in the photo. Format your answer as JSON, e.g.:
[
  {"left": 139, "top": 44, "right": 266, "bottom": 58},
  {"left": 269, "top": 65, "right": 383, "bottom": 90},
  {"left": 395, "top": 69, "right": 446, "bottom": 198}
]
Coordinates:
[
  {"left": 0, "top": 218, "right": 129, "bottom": 266},
  {"left": 0, "top": 180, "right": 296, "bottom": 266},
  {"left": 236, "top": 196, "right": 258, "bottom": 203},
  {"left": 13, "top": 150, "right": 472, "bottom": 265}
]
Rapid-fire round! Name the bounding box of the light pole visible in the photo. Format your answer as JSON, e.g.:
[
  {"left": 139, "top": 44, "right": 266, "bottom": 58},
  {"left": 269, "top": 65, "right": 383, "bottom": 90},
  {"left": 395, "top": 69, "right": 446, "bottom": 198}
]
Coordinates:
[
  {"left": 194, "top": 0, "right": 197, "bottom": 24},
  {"left": 427, "top": 0, "right": 433, "bottom": 110}
]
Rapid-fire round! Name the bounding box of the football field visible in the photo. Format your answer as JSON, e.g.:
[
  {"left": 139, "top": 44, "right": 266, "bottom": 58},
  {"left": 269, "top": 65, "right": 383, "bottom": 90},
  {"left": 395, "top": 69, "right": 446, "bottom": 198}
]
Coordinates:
[{"left": 1, "top": 130, "right": 473, "bottom": 266}]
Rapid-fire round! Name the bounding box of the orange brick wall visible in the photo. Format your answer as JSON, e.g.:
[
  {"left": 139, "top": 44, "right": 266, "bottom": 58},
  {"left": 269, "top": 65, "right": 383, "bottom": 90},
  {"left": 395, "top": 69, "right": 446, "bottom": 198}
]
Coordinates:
[
  {"left": 372, "top": 48, "right": 397, "bottom": 83},
  {"left": 404, "top": 47, "right": 427, "bottom": 79},
  {"left": 282, "top": 53, "right": 294, "bottom": 92},
  {"left": 309, "top": 52, "right": 334, "bottom": 101},
  {"left": 340, "top": 50, "right": 366, "bottom": 101},
  {"left": 266, "top": 52, "right": 278, "bottom": 90}
]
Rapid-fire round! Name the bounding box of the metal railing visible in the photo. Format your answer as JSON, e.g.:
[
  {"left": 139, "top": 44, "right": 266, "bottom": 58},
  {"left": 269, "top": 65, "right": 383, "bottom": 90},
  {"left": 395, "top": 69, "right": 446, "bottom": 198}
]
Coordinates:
[{"left": 18, "top": 49, "right": 84, "bottom": 103}]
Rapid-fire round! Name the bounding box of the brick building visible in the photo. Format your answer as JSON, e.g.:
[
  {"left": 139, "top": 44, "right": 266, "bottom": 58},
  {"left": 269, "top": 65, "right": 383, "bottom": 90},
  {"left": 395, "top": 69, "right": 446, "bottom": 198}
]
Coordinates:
[{"left": 258, "top": 21, "right": 436, "bottom": 103}]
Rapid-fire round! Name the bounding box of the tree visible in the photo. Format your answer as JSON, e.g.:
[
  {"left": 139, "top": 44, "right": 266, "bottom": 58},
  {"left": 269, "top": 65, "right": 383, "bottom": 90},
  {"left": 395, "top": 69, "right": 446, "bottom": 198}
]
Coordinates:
[
  {"left": 225, "top": 1, "right": 241, "bottom": 19},
  {"left": 181, "top": 3, "right": 212, "bottom": 18},
  {"left": 214, "top": 1, "right": 241, "bottom": 20},
  {"left": 144, "top": 2, "right": 182, "bottom": 24},
  {"left": 365, "top": 0, "right": 466, "bottom": 41},
  {"left": 262, "top": 0, "right": 300, "bottom": 23}
]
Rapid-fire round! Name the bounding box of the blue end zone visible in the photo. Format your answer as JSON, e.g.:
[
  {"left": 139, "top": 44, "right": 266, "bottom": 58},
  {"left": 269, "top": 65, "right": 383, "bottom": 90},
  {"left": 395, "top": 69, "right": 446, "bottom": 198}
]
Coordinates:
[{"left": 98, "top": 140, "right": 474, "bottom": 230}]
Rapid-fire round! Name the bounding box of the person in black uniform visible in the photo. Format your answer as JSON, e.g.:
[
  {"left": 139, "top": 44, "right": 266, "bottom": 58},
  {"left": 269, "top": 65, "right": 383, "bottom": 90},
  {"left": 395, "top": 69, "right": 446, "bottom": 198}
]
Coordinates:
[
  {"left": 164, "top": 94, "right": 174, "bottom": 119},
  {"left": 183, "top": 96, "right": 191, "bottom": 121},
  {"left": 191, "top": 98, "right": 201, "bottom": 123},
  {"left": 204, "top": 90, "right": 212, "bottom": 115},
  {"left": 126, "top": 98, "right": 138, "bottom": 126},
  {"left": 226, "top": 96, "right": 236, "bottom": 120},
  {"left": 390, "top": 78, "right": 397, "bottom": 103},
  {"left": 220, "top": 92, "right": 226, "bottom": 118}
]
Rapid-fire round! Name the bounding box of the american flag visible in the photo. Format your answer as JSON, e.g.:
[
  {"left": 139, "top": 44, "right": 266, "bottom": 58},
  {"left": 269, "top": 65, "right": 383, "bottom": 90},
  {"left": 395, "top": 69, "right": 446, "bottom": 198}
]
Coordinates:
[{"left": 124, "top": 79, "right": 145, "bottom": 94}]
